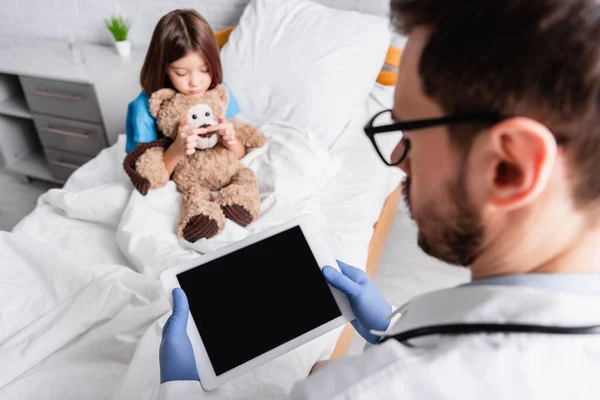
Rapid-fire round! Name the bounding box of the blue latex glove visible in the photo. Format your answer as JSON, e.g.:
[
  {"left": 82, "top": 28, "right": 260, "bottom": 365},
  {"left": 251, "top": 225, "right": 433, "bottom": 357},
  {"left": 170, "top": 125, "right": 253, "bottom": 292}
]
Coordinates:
[
  {"left": 159, "top": 288, "right": 199, "bottom": 383},
  {"left": 322, "top": 260, "right": 392, "bottom": 344}
]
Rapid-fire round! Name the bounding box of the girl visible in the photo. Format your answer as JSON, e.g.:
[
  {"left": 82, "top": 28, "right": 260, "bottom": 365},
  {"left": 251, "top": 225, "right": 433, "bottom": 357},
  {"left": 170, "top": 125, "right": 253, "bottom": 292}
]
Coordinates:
[{"left": 125, "top": 9, "right": 245, "bottom": 174}]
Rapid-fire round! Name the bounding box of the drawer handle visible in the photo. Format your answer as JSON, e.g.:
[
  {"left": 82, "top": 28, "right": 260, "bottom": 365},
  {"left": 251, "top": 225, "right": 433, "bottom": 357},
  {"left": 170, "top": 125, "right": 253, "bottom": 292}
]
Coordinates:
[
  {"left": 50, "top": 160, "right": 80, "bottom": 170},
  {"left": 32, "top": 90, "right": 81, "bottom": 101},
  {"left": 40, "top": 127, "right": 89, "bottom": 139}
]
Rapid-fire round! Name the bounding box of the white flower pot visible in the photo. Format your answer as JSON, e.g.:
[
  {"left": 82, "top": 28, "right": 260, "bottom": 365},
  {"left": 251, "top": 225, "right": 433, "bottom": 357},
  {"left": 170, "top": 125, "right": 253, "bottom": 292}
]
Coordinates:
[{"left": 115, "top": 40, "right": 131, "bottom": 57}]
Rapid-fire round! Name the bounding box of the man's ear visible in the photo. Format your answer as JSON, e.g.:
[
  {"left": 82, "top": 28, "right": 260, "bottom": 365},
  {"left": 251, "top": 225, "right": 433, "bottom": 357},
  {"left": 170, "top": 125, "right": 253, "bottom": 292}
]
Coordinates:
[
  {"left": 148, "top": 89, "right": 177, "bottom": 117},
  {"left": 483, "top": 117, "right": 557, "bottom": 210}
]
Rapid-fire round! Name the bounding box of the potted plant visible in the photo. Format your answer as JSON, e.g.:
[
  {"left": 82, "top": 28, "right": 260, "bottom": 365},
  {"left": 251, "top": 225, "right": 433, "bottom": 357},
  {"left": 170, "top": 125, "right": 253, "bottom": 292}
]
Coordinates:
[{"left": 106, "top": 15, "right": 131, "bottom": 57}]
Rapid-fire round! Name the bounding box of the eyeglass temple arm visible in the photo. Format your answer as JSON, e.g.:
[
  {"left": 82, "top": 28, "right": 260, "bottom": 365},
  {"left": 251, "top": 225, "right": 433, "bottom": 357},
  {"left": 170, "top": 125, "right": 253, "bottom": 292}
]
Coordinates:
[{"left": 365, "top": 114, "right": 506, "bottom": 135}]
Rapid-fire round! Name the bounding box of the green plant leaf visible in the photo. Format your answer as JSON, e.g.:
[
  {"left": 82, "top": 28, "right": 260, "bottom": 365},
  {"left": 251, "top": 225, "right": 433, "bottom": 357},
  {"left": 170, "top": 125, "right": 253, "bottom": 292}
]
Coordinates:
[{"left": 105, "top": 15, "right": 130, "bottom": 41}]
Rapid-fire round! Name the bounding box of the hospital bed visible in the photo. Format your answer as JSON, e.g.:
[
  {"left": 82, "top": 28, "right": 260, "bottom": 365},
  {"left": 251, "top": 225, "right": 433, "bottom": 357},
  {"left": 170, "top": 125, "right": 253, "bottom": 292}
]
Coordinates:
[{"left": 0, "top": 4, "right": 404, "bottom": 399}]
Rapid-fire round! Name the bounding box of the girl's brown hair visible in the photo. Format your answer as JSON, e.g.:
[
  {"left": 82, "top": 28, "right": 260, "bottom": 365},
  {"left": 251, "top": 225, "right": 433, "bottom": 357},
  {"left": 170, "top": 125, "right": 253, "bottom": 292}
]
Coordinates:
[{"left": 140, "top": 9, "right": 223, "bottom": 94}]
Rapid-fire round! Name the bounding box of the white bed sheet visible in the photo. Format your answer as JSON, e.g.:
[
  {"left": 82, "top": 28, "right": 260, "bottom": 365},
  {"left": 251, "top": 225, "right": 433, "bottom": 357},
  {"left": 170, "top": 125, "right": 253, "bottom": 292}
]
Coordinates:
[
  {"left": 321, "top": 83, "right": 405, "bottom": 268},
  {"left": 0, "top": 83, "right": 403, "bottom": 400}
]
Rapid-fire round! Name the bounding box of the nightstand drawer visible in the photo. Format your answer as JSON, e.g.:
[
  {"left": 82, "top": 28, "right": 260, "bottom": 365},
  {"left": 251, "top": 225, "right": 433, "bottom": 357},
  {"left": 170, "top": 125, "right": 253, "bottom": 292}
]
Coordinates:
[
  {"left": 45, "top": 149, "right": 92, "bottom": 182},
  {"left": 33, "top": 114, "right": 107, "bottom": 157},
  {"left": 20, "top": 76, "right": 102, "bottom": 123}
]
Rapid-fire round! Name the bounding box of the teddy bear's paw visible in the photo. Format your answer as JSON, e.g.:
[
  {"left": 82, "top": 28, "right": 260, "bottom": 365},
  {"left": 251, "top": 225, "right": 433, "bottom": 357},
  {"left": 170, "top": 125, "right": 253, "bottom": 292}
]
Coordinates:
[
  {"left": 222, "top": 204, "right": 253, "bottom": 227},
  {"left": 217, "top": 167, "right": 261, "bottom": 226},
  {"left": 182, "top": 214, "right": 220, "bottom": 242},
  {"left": 179, "top": 193, "right": 226, "bottom": 241}
]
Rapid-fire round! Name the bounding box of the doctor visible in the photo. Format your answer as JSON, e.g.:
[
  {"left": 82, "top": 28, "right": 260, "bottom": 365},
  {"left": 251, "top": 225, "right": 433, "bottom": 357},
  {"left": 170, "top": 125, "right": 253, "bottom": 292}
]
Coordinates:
[{"left": 158, "top": 0, "right": 600, "bottom": 397}]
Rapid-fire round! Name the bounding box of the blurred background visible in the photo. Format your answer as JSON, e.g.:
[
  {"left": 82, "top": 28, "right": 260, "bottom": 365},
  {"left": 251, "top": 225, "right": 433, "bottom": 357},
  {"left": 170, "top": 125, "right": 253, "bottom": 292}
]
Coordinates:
[
  {"left": 0, "top": 0, "right": 391, "bottom": 50},
  {"left": 0, "top": 0, "right": 468, "bottom": 354}
]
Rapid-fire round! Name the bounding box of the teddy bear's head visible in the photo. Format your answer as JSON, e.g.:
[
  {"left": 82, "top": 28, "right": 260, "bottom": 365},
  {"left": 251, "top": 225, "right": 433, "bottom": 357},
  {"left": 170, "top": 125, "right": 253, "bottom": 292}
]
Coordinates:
[{"left": 148, "top": 84, "right": 229, "bottom": 150}]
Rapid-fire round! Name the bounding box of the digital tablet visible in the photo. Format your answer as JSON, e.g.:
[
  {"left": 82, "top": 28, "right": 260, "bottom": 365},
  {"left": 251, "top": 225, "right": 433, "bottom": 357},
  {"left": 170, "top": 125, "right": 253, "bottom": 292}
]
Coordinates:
[{"left": 159, "top": 214, "right": 354, "bottom": 391}]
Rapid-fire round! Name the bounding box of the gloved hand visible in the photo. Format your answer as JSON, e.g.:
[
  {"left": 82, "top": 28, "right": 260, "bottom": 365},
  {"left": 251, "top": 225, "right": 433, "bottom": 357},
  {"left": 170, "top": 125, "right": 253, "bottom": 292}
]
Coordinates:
[
  {"left": 159, "top": 288, "right": 199, "bottom": 383},
  {"left": 322, "top": 260, "right": 392, "bottom": 344}
]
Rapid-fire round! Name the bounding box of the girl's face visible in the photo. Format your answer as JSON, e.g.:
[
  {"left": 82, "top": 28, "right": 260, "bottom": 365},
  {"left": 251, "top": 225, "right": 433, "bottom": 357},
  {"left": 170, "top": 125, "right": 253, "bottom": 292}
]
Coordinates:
[{"left": 167, "top": 51, "right": 212, "bottom": 95}]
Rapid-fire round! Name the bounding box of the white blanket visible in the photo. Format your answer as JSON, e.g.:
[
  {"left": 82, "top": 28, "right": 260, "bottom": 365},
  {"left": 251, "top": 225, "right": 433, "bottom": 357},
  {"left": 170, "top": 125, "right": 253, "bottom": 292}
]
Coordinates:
[
  {"left": 117, "top": 122, "right": 340, "bottom": 278},
  {"left": 0, "top": 125, "right": 359, "bottom": 400}
]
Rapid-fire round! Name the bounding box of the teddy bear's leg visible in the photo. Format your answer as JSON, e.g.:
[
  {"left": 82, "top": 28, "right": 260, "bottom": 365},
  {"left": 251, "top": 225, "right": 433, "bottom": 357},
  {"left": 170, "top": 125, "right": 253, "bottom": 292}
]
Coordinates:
[
  {"left": 178, "top": 185, "right": 226, "bottom": 242},
  {"left": 217, "top": 167, "right": 261, "bottom": 227}
]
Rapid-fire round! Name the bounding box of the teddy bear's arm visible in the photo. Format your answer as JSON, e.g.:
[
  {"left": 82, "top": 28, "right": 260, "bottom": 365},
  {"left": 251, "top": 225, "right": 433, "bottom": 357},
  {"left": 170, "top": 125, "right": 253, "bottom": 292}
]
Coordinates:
[
  {"left": 231, "top": 119, "right": 267, "bottom": 150},
  {"left": 123, "top": 138, "right": 173, "bottom": 195}
]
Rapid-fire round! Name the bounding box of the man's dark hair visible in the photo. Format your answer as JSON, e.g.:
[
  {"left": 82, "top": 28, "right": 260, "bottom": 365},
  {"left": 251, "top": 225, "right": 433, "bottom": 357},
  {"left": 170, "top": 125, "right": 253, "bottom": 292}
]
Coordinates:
[{"left": 390, "top": 0, "right": 600, "bottom": 206}]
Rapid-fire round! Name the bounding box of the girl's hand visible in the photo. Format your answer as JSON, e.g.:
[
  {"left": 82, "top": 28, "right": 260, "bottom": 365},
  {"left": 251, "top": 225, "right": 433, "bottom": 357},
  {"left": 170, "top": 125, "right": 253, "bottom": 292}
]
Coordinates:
[
  {"left": 200, "top": 116, "right": 236, "bottom": 150},
  {"left": 197, "top": 117, "right": 246, "bottom": 159},
  {"left": 174, "top": 120, "right": 200, "bottom": 157}
]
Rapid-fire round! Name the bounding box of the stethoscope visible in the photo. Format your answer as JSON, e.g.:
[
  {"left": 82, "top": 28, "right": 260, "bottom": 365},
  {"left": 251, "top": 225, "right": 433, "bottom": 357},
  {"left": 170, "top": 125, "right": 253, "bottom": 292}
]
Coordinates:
[
  {"left": 375, "top": 301, "right": 600, "bottom": 345},
  {"left": 379, "top": 322, "right": 600, "bottom": 346}
]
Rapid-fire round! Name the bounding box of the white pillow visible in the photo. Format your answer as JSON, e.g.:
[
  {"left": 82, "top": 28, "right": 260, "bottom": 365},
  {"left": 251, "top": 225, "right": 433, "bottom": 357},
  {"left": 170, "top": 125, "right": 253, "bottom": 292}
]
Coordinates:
[{"left": 221, "top": 0, "right": 391, "bottom": 149}]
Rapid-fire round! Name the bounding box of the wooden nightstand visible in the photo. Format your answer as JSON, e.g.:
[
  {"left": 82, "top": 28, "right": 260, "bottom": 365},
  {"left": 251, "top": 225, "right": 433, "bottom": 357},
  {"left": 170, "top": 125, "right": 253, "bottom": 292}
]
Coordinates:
[{"left": 0, "top": 41, "right": 145, "bottom": 183}]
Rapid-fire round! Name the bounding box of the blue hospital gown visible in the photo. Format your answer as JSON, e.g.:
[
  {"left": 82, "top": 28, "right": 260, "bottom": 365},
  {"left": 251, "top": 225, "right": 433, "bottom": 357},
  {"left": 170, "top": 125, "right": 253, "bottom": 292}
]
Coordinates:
[{"left": 125, "top": 83, "right": 241, "bottom": 153}]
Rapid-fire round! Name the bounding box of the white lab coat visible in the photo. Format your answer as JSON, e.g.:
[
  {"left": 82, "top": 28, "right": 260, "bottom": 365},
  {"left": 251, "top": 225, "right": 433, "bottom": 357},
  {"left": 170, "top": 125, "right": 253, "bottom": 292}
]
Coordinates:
[{"left": 159, "top": 280, "right": 600, "bottom": 399}]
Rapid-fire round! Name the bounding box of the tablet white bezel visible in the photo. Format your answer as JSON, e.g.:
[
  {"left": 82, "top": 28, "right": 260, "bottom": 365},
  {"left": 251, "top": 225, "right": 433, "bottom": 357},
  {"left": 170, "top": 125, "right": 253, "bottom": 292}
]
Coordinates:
[{"left": 159, "top": 214, "right": 354, "bottom": 391}]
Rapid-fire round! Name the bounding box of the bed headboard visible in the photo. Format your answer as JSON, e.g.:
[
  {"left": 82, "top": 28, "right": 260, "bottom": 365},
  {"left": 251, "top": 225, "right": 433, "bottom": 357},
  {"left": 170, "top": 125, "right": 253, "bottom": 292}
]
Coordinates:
[{"left": 214, "top": 27, "right": 401, "bottom": 86}]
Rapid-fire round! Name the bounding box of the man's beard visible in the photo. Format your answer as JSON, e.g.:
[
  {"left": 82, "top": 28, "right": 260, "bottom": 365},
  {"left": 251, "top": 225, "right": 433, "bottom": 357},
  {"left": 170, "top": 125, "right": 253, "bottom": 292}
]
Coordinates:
[
  {"left": 402, "top": 175, "right": 413, "bottom": 215},
  {"left": 402, "top": 172, "right": 484, "bottom": 267}
]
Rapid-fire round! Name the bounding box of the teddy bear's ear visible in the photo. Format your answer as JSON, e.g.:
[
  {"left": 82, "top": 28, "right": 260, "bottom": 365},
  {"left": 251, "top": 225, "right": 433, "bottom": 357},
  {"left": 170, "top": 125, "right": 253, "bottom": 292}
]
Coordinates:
[
  {"left": 212, "top": 84, "right": 229, "bottom": 106},
  {"left": 148, "top": 89, "right": 177, "bottom": 117}
]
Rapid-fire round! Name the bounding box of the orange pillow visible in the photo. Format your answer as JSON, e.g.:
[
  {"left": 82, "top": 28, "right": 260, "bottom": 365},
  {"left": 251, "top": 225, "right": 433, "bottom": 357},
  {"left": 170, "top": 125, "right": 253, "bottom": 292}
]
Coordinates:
[
  {"left": 376, "top": 46, "right": 401, "bottom": 86},
  {"left": 215, "top": 27, "right": 234, "bottom": 49}
]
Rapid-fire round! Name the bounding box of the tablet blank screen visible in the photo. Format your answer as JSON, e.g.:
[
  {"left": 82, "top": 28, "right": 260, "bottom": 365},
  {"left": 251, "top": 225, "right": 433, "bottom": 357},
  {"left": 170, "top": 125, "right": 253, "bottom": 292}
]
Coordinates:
[{"left": 176, "top": 226, "right": 342, "bottom": 376}]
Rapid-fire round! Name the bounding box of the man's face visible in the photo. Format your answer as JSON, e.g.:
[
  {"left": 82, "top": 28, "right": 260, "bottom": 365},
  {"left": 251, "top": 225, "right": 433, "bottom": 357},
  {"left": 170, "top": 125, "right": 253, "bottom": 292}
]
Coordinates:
[{"left": 393, "top": 27, "right": 484, "bottom": 266}]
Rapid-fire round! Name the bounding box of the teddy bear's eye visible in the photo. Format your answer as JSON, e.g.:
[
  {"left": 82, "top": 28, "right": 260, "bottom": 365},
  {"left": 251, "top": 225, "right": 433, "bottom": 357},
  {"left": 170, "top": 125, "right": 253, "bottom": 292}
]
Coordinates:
[
  {"left": 205, "top": 112, "right": 210, "bottom": 117},
  {"left": 192, "top": 114, "right": 197, "bottom": 120}
]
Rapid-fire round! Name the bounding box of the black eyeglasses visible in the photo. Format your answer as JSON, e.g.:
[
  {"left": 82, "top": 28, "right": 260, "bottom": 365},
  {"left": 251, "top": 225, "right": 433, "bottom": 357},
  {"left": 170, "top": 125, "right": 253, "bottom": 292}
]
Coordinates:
[{"left": 364, "top": 109, "right": 506, "bottom": 166}]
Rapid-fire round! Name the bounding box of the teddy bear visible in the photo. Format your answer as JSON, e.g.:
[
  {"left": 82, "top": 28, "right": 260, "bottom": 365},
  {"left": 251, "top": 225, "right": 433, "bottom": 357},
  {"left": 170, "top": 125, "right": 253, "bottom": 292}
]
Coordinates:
[{"left": 123, "top": 84, "right": 267, "bottom": 242}]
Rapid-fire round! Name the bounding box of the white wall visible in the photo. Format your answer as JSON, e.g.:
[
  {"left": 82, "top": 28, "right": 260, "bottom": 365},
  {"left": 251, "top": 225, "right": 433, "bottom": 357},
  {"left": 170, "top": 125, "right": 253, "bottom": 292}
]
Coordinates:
[{"left": 0, "top": 0, "right": 391, "bottom": 50}]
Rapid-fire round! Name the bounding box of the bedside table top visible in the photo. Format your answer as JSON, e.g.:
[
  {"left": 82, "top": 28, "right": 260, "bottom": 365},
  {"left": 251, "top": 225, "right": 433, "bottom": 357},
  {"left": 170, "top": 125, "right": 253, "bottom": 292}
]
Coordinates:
[{"left": 0, "top": 40, "right": 146, "bottom": 84}]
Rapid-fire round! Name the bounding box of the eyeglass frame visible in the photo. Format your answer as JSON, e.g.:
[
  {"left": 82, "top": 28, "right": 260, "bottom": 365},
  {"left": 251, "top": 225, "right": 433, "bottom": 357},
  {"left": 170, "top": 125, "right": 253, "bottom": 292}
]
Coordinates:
[{"left": 363, "top": 109, "right": 507, "bottom": 166}]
